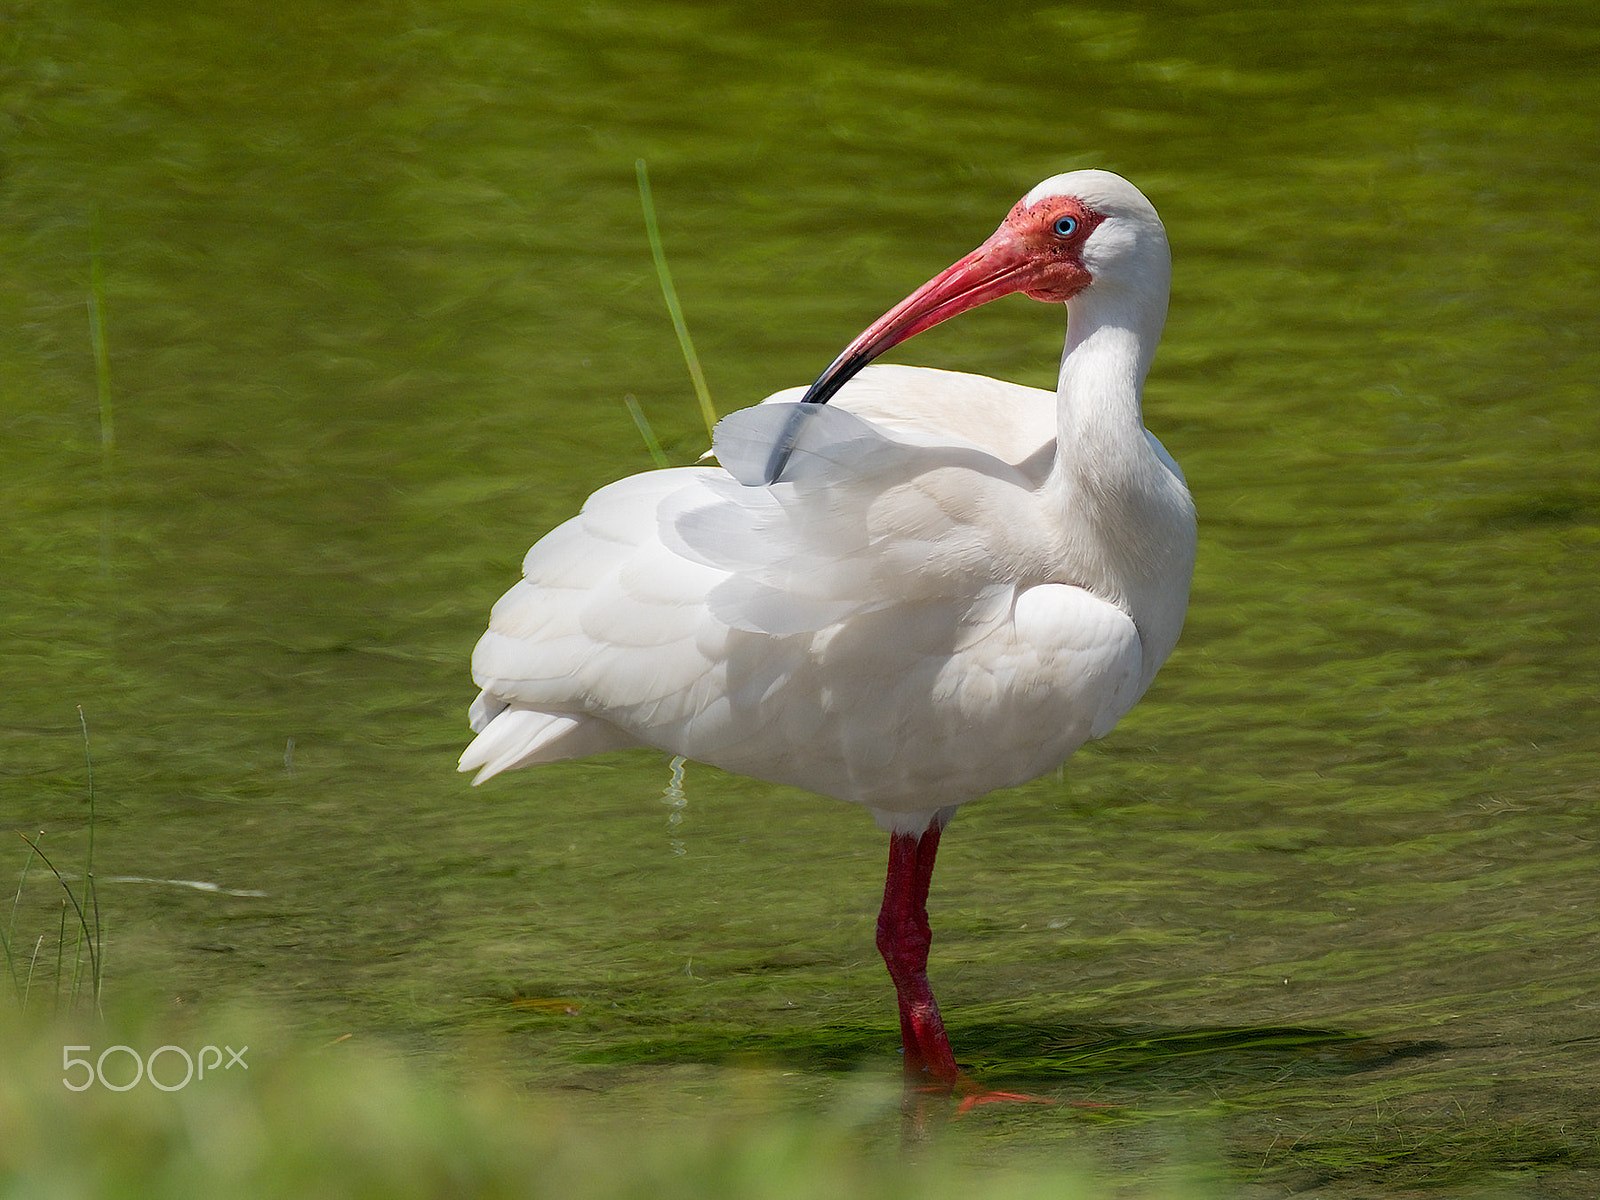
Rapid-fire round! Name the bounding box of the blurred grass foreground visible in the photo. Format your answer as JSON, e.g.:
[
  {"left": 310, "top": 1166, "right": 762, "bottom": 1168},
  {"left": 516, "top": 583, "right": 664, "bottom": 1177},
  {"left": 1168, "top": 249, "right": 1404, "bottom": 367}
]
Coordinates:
[{"left": 0, "top": 1003, "right": 1207, "bottom": 1200}]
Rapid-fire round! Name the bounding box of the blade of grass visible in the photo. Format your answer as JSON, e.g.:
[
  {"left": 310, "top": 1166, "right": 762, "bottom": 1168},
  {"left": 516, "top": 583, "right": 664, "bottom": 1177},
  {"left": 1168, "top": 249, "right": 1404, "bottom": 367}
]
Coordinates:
[
  {"left": 636, "top": 159, "right": 717, "bottom": 444},
  {"left": 23, "top": 934, "right": 44, "bottom": 1009},
  {"left": 623, "top": 394, "right": 670, "bottom": 469},
  {"left": 55, "top": 901, "right": 68, "bottom": 1017},
  {"left": 18, "top": 833, "right": 99, "bottom": 1013},
  {"left": 88, "top": 210, "right": 114, "bottom": 459},
  {"left": 89, "top": 210, "right": 117, "bottom": 574},
  {"left": 76, "top": 706, "right": 102, "bottom": 1011},
  {"left": 4, "top": 835, "right": 44, "bottom": 1003}
]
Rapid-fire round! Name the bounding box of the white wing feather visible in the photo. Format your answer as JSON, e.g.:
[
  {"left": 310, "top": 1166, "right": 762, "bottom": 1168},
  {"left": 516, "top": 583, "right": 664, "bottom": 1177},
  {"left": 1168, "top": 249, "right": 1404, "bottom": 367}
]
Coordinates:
[{"left": 761, "top": 364, "right": 1058, "bottom": 470}]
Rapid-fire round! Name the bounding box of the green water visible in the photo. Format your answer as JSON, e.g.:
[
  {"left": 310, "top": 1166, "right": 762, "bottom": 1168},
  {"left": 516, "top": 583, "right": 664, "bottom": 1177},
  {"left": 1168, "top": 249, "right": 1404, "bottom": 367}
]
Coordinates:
[{"left": 3, "top": 1, "right": 1597, "bottom": 1193}]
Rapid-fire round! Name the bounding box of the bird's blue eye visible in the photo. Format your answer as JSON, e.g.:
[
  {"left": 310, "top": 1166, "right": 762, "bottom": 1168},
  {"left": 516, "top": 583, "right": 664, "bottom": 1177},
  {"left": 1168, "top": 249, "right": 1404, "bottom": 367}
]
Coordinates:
[{"left": 1053, "top": 215, "right": 1078, "bottom": 238}]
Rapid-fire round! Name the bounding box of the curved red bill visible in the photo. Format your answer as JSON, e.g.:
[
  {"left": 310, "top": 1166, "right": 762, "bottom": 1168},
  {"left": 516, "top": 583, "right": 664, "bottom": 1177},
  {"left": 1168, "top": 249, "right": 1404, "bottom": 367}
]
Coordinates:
[
  {"left": 754, "top": 227, "right": 1044, "bottom": 484},
  {"left": 797, "top": 229, "right": 1041, "bottom": 409}
]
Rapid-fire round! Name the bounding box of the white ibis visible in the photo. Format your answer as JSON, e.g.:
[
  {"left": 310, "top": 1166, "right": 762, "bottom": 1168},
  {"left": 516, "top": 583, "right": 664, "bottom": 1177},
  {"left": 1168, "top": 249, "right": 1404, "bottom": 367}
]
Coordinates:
[{"left": 460, "top": 170, "right": 1197, "bottom": 1091}]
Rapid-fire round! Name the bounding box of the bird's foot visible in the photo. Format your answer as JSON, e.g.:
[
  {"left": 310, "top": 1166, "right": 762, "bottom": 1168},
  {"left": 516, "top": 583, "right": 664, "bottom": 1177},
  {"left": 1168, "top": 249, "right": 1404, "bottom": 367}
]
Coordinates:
[
  {"left": 905, "top": 1071, "right": 1053, "bottom": 1111},
  {"left": 911, "top": 1072, "right": 1128, "bottom": 1115},
  {"left": 953, "top": 1082, "right": 1055, "bottom": 1113}
]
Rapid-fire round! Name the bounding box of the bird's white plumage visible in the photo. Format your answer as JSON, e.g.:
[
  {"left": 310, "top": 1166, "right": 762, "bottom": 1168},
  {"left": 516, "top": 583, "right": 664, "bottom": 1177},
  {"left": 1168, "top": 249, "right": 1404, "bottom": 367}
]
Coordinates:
[
  {"left": 462, "top": 170, "right": 1197, "bottom": 836},
  {"left": 464, "top": 368, "right": 1167, "bottom": 830}
]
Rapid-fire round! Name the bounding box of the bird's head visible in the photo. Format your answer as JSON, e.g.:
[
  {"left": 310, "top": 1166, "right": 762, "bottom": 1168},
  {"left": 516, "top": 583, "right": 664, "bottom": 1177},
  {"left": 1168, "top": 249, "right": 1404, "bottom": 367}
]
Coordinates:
[{"left": 798, "top": 170, "right": 1169, "bottom": 407}]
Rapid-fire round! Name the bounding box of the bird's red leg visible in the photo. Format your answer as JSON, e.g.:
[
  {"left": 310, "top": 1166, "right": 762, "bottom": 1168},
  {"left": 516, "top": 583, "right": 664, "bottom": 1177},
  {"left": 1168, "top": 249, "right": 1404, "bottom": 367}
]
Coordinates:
[
  {"left": 878, "top": 823, "right": 1054, "bottom": 1109},
  {"left": 877, "top": 823, "right": 961, "bottom": 1085}
]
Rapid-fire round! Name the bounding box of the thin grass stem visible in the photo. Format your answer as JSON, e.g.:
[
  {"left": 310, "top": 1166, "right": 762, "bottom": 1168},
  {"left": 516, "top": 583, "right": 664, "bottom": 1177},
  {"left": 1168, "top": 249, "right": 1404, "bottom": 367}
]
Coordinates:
[
  {"left": 4, "top": 836, "right": 43, "bottom": 1002},
  {"left": 635, "top": 159, "right": 717, "bottom": 443},
  {"left": 623, "top": 394, "right": 670, "bottom": 469},
  {"left": 55, "top": 901, "right": 68, "bottom": 1017},
  {"left": 18, "top": 834, "right": 100, "bottom": 1012},
  {"left": 88, "top": 209, "right": 114, "bottom": 458},
  {"left": 24, "top": 934, "right": 44, "bottom": 1010},
  {"left": 77, "top": 706, "right": 103, "bottom": 1010}
]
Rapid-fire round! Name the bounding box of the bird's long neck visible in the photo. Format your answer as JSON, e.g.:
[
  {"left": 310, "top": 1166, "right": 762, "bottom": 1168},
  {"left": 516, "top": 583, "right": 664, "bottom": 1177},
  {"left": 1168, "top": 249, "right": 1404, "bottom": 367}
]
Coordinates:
[
  {"left": 1049, "top": 286, "right": 1166, "bottom": 500},
  {"left": 1045, "top": 286, "right": 1192, "bottom": 682}
]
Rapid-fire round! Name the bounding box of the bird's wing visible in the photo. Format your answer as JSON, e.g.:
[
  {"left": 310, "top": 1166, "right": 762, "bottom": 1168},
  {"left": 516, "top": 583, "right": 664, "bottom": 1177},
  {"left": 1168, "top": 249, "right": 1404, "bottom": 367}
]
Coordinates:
[{"left": 668, "top": 399, "right": 1056, "bottom": 637}]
